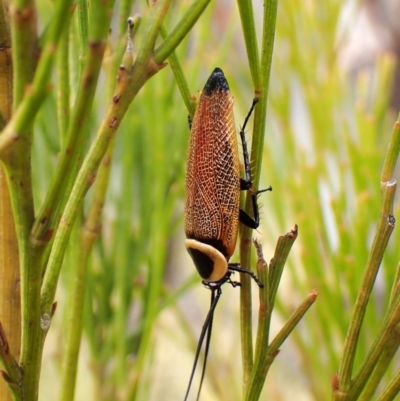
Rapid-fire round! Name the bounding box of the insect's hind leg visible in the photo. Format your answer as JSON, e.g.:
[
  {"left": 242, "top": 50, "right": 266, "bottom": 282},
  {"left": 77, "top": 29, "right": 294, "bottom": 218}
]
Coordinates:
[
  {"left": 239, "top": 188, "right": 270, "bottom": 229},
  {"left": 240, "top": 98, "right": 259, "bottom": 190},
  {"left": 239, "top": 98, "right": 272, "bottom": 229},
  {"left": 229, "top": 262, "right": 264, "bottom": 288}
]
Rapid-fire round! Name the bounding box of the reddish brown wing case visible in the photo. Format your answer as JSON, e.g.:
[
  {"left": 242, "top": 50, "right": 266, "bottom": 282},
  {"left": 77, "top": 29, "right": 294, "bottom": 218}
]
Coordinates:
[{"left": 184, "top": 68, "right": 240, "bottom": 260}]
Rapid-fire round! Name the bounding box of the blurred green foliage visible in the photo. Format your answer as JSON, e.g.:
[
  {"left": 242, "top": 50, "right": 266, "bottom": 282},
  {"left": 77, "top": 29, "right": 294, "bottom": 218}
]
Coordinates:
[{"left": 28, "top": 0, "right": 399, "bottom": 400}]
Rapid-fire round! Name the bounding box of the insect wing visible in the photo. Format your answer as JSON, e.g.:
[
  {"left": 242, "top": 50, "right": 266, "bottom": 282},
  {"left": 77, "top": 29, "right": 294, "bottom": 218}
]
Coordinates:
[{"left": 185, "top": 70, "right": 240, "bottom": 259}]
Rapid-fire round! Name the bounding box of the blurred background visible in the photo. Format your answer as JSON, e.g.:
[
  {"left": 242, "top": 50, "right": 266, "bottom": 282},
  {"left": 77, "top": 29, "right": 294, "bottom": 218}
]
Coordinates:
[{"left": 31, "top": 0, "right": 400, "bottom": 399}]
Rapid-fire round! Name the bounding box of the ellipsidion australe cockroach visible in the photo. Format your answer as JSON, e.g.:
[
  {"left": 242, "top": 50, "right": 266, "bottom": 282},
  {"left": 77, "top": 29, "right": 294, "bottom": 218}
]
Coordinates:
[{"left": 184, "top": 67, "right": 271, "bottom": 400}]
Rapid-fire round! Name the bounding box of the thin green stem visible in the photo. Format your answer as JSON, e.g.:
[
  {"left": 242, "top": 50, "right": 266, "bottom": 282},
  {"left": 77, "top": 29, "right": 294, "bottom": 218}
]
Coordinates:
[
  {"left": 154, "top": 0, "right": 212, "bottom": 64},
  {"left": 246, "top": 290, "right": 317, "bottom": 401},
  {"left": 76, "top": 0, "right": 89, "bottom": 64},
  {"left": 350, "top": 288, "right": 400, "bottom": 400},
  {"left": 245, "top": 239, "right": 269, "bottom": 401},
  {"left": 239, "top": 0, "right": 278, "bottom": 396},
  {"left": 2, "top": 14, "right": 74, "bottom": 388},
  {"left": 40, "top": 0, "right": 172, "bottom": 317},
  {"left": 375, "top": 368, "right": 400, "bottom": 401},
  {"left": 358, "top": 324, "right": 400, "bottom": 400},
  {"left": 3, "top": 4, "right": 105, "bottom": 399},
  {"left": 10, "top": 0, "right": 37, "bottom": 109},
  {"left": 31, "top": 0, "right": 114, "bottom": 244},
  {"left": 118, "top": 0, "right": 135, "bottom": 34},
  {"left": 239, "top": 238, "right": 255, "bottom": 391},
  {"left": 56, "top": 28, "right": 70, "bottom": 144},
  {"left": 389, "top": 263, "right": 400, "bottom": 305},
  {"left": 0, "top": 0, "right": 73, "bottom": 155},
  {"left": 237, "top": 0, "right": 260, "bottom": 88},
  {"left": 381, "top": 115, "right": 400, "bottom": 183},
  {"left": 59, "top": 221, "right": 86, "bottom": 401},
  {"left": 245, "top": 227, "right": 299, "bottom": 401},
  {"left": 161, "top": 25, "right": 195, "bottom": 117},
  {"left": 59, "top": 134, "right": 113, "bottom": 401},
  {"left": 269, "top": 290, "right": 318, "bottom": 354},
  {"left": 336, "top": 181, "right": 396, "bottom": 396},
  {"left": 251, "top": 0, "right": 278, "bottom": 185},
  {"left": 269, "top": 226, "right": 298, "bottom": 305}
]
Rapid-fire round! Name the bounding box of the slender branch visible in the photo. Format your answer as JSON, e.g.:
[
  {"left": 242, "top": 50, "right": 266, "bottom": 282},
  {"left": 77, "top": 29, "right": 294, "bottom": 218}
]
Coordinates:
[
  {"left": 9, "top": 0, "right": 37, "bottom": 109},
  {"left": 381, "top": 117, "right": 400, "bottom": 183},
  {"left": 375, "top": 367, "right": 400, "bottom": 401},
  {"left": 154, "top": 0, "right": 212, "bottom": 64},
  {"left": 245, "top": 227, "right": 300, "bottom": 401},
  {"left": 31, "top": 0, "right": 112, "bottom": 245},
  {"left": 237, "top": 0, "right": 260, "bottom": 88},
  {"left": 40, "top": 0, "right": 172, "bottom": 318},
  {"left": 336, "top": 181, "right": 396, "bottom": 395},
  {"left": 0, "top": 0, "right": 74, "bottom": 156},
  {"left": 239, "top": 0, "right": 279, "bottom": 394},
  {"left": 349, "top": 288, "right": 400, "bottom": 399}
]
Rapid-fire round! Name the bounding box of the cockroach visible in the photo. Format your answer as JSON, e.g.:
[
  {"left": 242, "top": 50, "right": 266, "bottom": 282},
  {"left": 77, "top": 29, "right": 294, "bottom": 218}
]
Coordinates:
[{"left": 184, "top": 67, "right": 270, "bottom": 400}]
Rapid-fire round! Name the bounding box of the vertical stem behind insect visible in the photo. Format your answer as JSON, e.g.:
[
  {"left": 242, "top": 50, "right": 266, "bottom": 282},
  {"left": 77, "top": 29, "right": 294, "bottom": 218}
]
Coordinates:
[{"left": 238, "top": 0, "right": 279, "bottom": 396}]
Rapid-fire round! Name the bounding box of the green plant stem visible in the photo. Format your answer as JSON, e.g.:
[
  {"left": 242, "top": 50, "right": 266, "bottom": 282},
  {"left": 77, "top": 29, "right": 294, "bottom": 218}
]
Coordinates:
[
  {"left": 239, "top": 0, "right": 278, "bottom": 395},
  {"left": 127, "top": 210, "right": 169, "bottom": 400},
  {"left": 3, "top": 11, "right": 74, "bottom": 395},
  {"left": 336, "top": 181, "right": 396, "bottom": 397},
  {"left": 119, "top": 0, "right": 135, "bottom": 34},
  {"left": 249, "top": 239, "right": 269, "bottom": 398},
  {"left": 237, "top": 0, "right": 260, "bottom": 88},
  {"left": 161, "top": 25, "right": 195, "bottom": 117},
  {"left": 58, "top": 221, "right": 85, "bottom": 401},
  {"left": 269, "top": 289, "right": 317, "bottom": 354},
  {"left": 268, "top": 226, "right": 298, "bottom": 305},
  {"left": 56, "top": 28, "right": 70, "bottom": 143},
  {"left": 389, "top": 263, "right": 400, "bottom": 304},
  {"left": 245, "top": 228, "right": 299, "bottom": 401},
  {"left": 239, "top": 237, "right": 255, "bottom": 390},
  {"left": 31, "top": 0, "right": 113, "bottom": 244},
  {"left": 375, "top": 367, "right": 400, "bottom": 401},
  {"left": 252, "top": 0, "right": 278, "bottom": 182},
  {"left": 239, "top": 77, "right": 262, "bottom": 396},
  {"left": 59, "top": 137, "right": 113, "bottom": 401},
  {"left": 0, "top": 0, "right": 73, "bottom": 155},
  {"left": 335, "top": 112, "right": 400, "bottom": 400},
  {"left": 19, "top": 244, "right": 46, "bottom": 401},
  {"left": 10, "top": 0, "right": 37, "bottom": 108},
  {"left": 358, "top": 323, "right": 400, "bottom": 400},
  {"left": 105, "top": 0, "right": 208, "bottom": 126},
  {"left": 77, "top": 0, "right": 89, "bottom": 64},
  {"left": 246, "top": 290, "right": 317, "bottom": 401},
  {"left": 154, "top": 0, "right": 212, "bottom": 64},
  {"left": 381, "top": 116, "right": 400, "bottom": 183},
  {"left": 350, "top": 288, "right": 400, "bottom": 399},
  {"left": 40, "top": 0, "right": 172, "bottom": 317}
]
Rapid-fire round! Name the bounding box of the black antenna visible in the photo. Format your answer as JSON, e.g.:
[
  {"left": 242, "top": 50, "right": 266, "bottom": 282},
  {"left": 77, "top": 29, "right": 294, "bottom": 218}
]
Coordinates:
[
  {"left": 184, "top": 287, "right": 222, "bottom": 401},
  {"left": 196, "top": 289, "right": 216, "bottom": 401}
]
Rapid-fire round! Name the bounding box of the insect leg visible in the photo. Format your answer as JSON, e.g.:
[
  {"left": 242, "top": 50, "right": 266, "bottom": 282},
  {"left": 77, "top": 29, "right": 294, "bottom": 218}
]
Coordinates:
[
  {"left": 239, "top": 97, "right": 259, "bottom": 190},
  {"left": 239, "top": 98, "right": 272, "bottom": 229},
  {"left": 239, "top": 188, "right": 271, "bottom": 229},
  {"left": 229, "top": 263, "right": 264, "bottom": 288}
]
